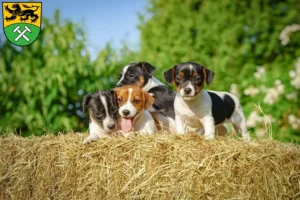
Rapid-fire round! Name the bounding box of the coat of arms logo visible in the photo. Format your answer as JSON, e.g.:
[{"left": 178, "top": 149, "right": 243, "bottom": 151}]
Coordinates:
[{"left": 2, "top": 2, "right": 42, "bottom": 46}]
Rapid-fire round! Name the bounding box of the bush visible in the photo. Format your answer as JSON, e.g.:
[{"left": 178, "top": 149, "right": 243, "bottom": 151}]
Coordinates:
[
  {"left": 137, "top": 0, "right": 300, "bottom": 142},
  {"left": 0, "top": 11, "right": 129, "bottom": 136}
]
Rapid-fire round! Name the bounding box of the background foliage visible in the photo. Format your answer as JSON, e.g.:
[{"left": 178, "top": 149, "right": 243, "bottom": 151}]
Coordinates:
[
  {"left": 0, "top": 11, "right": 129, "bottom": 136},
  {"left": 0, "top": 0, "right": 299, "bottom": 142}
]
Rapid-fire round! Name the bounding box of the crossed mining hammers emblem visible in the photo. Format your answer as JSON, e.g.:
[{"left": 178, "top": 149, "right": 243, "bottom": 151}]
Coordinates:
[{"left": 13, "top": 26, "right": 31, "bottom": 42}]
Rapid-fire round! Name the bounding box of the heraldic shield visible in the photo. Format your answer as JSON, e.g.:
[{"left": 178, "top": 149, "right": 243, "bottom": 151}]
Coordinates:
[{"left": 2, "top": 2, "right": 42, "bottom": 46}]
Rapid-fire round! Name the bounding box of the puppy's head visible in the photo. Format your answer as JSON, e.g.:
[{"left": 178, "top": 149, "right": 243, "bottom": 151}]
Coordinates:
[
  {"left": 114, "top": 85, "right": 154, "bottom": 132},
  {"left": 82, "top": 90, "right": 119, "bottom": 132},
  {"left": 116, "top": 62, "right": 156, "bottom": 88},
  {"left": 164, "top": 62, "right": 215, "bottom": 100}
]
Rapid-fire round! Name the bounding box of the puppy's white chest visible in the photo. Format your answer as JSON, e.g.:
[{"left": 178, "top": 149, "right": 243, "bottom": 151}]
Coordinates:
[
  {"left": 181, "top": 111, "right": 201, "bottom": 127},
  {"left": 175, "top": 94, "right": 211, "bottom": 128},
  {"left": 175, "top": 97, "right": 199, "bottom": 117},
  {"left": 133, "top": 111, "right": 157, "bottom": 134},
  {"left": 176, "top": 103, "right": 200, "bottom": 126},
  {"left": 180, "top": 108, "right": 198, "bottom": 120}
]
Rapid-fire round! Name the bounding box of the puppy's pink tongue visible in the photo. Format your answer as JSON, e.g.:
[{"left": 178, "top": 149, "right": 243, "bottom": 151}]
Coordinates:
[{"left": 121, "top": 118, "right": 132, "bottom": 132}]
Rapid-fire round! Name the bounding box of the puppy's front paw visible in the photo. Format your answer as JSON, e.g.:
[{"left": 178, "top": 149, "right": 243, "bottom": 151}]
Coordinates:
[
  {"left": 82, "top": 134, "right": 100, "bottom": 144},
  {"left": 195, "top": 128, "right": 205, "bottom": 135},
  {"left": 82, "top": 139, "right": 90, "bottom": 144},
  {"left": 122, "top": 132, "right": 130, "bottom": 138},
  {"left": 204, "top": 133, "right": 215, "bottom": 140},
  {"left": 242, "top": 133, "right": 251, "bottom": 142}
]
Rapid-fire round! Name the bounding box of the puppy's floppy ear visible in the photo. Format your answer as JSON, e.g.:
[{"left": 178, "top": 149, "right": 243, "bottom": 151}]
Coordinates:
[
  {"left": 113, "top": 87, "right": 119, "bottom": 92},
  {"left": 204, "top": 68, "right": 215, "bottom": 86},
  {"left": 82, "top": 94, "right": 92, "bottom": 113},
  {"left": 113, "top": 87, "right": 120, "bottom": 95},
  {"left": 113, "top": 87, "right": 121, "bottom": 104},
  {"left": 107, "top": 89, "right": 118, "bottom": 104},
  {"left": 140, "top": 62, "right": 155, "bottom": 76},
  {"left": 142, "top": 90, "right": 155, "bottom": 110},
  {"left": 164, "top": 65, "right": 177, "bottom": 85}
]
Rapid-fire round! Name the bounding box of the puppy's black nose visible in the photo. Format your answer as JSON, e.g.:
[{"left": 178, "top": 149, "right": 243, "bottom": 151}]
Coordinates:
[
  {"left": 184, "top": 88, "right": 192, "bottom": 95},
  {"left": 116, "top": 83, "right": 123, "bottom": 87},
  {"left": 108, "top": 123, "right": 116, "bottom": 130},
  {"left": 122, "top": 110, "right": 130, "bottom": 116}
]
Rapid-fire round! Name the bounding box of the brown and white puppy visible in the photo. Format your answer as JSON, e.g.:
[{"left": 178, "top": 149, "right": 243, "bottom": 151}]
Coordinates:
[
  {"left": 116, "top": 62, "right": 176, "bottom": 131},
  {"left": 164, "top": 62, "right": 250, "bottom": 141},
  {"left": 82, "top": 90, "right": 121, "bottom": 144},
  {"left": 114, "top": 85, "right": 157, "bottom": 136}
]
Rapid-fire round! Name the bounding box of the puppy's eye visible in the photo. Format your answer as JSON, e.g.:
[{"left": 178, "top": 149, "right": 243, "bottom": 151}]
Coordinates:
[
  {"left": 94, "top": 112, "right": 102, "bottom": 118},
  {"left": 128, "top": 74, "right": 135, "bottom": 78},
  {"left": 176, "top": 76, "right": 182, "bottom": 82},
  {"left": 117, "top": 97, "right": 122, "bottom": 102},
  {"left": 195, "top": 77, "right": 201, "bottom": 82},
  {"left": 133, "top": 99, "right": 140, "bottom": 104}
]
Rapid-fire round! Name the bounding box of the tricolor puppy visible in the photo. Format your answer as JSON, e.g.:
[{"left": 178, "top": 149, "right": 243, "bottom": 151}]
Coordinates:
[
  {"left": 114, "top": 85, "right": 157, "bottom": 135},
  {"left": 164, "top": 62, "right": 250, "bottom": 141},
  {"left": 116, "top": 62, "right": 176, "bottom": 131},
  {"left": 82, "top": 90, "right": 120, "bottom": 144}
]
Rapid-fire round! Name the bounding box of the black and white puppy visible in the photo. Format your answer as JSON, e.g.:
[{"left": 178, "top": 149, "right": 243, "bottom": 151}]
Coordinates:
[
  {"left": 116, "top": 62, "right": 176, "bottom": 131},
  {"left": 164, "top": 62, "right": 250, "bottom": 141},
  {"left": 82, "top": 90, "right": 120, "bottom": 144}
]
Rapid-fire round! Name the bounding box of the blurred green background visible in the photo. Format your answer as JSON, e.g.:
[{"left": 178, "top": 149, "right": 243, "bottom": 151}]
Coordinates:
[{"left": 1, "top": 0, "right": 299, "bottom": 143}]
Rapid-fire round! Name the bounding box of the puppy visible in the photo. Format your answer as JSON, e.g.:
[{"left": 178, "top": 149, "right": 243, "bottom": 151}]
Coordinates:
[
  {"left": 164, "top": 62, "right": 250, "bottom": 141},
  {"left": 82, "top": 90, "right": 120, "bottom": 144},
  {"left": 116, "top": 62, "right": 176, "bottom": 131},
  {"left": 114, "top": 85, "right": 157, "bottom": 135}
]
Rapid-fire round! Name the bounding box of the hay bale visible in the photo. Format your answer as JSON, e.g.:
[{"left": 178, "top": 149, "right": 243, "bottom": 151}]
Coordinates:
[{"left": 0, "top": 133, "right": 299, "bottom": 199}]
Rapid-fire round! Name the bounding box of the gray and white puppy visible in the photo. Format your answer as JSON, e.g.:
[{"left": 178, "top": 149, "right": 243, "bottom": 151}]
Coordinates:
[{"left": 82, "top": 90, "right": 120, "bottom": 144}]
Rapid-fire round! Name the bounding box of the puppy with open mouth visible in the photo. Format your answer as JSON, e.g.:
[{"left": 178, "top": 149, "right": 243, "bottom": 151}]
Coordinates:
[
  {"left": 116, "top": 62, "right": 176, "bottom": 132},
  {"left": 164, "top": 62, "right": 250, "bottom": 141},
  {"left": 114, "top": 85, "right": 157, "bottom": 136},
  {"left": 82, "top": 90, "right": 121, "bottom": 144}
]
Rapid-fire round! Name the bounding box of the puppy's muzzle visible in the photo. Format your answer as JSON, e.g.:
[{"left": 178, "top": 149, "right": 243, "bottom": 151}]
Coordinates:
[
  {"left": 184, "top": 88, "right": 192, "bottom": 95},
  {"left": 108, "top": 123, "right": 116, "bottom": 130},
  {"left": 122, "top": 110, "right": 130, "bottom": 116}
]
